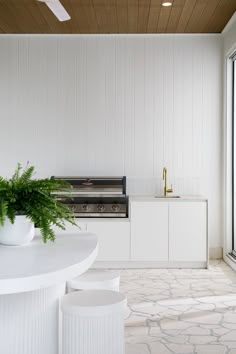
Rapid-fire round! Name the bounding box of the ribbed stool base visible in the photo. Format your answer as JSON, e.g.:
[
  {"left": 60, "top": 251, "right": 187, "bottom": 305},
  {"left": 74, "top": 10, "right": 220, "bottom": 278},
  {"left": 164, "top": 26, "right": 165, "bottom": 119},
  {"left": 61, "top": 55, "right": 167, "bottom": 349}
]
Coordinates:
[
  {"left": 62, "top": 312, "right": 124, "bottom": 354},
  {"left": 0, "top": 284, "right": 65, "bottom": 354}
]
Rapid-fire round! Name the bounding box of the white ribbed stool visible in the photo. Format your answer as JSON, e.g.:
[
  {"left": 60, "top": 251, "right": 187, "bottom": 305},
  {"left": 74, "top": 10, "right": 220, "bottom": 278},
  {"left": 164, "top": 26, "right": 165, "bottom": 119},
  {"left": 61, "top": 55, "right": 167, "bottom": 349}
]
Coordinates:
[
  {"left": 67, "top": 270, "right": 120, "bottom": 292},
  {"left": 61, "top": 290, "right": 127, "bottom": 354}
]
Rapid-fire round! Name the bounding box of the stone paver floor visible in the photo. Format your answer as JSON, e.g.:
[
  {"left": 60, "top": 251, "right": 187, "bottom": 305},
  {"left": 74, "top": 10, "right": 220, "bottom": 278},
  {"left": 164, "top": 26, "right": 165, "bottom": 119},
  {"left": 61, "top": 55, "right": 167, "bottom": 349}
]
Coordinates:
[{"left": 121, "top": 261, "right": 236, "bottom": 354}]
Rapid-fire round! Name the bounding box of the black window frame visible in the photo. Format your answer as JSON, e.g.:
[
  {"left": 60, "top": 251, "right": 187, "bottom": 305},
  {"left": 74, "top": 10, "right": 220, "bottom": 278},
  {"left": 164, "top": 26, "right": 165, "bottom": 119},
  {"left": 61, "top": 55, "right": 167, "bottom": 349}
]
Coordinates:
[{"left": 232, "top": 53, "right": 236, "bottom": 255}]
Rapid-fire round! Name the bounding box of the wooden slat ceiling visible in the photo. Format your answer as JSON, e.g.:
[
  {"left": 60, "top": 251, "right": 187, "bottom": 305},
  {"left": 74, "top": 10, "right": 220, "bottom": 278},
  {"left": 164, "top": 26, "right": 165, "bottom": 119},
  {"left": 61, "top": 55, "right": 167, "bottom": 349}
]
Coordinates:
[{"left": 0, "top": 0, "right": 235, "bottom": 34}]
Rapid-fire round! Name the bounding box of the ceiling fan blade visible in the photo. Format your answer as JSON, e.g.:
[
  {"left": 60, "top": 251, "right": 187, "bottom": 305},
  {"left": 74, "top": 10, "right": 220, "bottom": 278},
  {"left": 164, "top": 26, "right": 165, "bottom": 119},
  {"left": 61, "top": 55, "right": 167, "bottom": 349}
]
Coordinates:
[{"left": 37, "top": 0, "right": 71, "bottom": 22}]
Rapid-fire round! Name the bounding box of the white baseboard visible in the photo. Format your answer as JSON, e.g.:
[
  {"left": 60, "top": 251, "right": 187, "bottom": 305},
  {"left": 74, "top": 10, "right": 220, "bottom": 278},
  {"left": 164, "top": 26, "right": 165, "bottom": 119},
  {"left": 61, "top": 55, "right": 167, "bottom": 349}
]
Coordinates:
[
  {"left": 209, "top": 247, "right": 223, "bottom": 259},
  {"left": 92, "top": 261, "right": 208, "bottom": 269},
  {"left": 92, "top": 248, "right": 222, "bottom": 269}
]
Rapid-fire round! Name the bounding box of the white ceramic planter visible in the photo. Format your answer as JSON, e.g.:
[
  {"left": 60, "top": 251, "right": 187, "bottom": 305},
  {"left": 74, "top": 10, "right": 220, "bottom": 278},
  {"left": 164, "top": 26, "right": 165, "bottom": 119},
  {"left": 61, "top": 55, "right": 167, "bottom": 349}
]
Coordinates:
[{"left": 0, "top": 216, "right": 34, "bottom": 246}]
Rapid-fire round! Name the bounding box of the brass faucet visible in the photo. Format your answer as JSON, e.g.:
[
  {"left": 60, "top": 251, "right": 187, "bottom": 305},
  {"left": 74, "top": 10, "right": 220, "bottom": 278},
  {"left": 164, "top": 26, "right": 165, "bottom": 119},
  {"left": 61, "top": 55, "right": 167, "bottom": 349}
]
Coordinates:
[{"left": 163, "top": 167, "right": 173, "bottom": 197}]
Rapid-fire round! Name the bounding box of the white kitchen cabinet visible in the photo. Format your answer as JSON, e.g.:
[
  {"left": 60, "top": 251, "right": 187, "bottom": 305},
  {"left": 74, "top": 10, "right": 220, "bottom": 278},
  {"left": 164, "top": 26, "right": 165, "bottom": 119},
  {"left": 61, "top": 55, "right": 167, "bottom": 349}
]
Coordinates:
[
  {"left": 169, "top": 202, "right": 207, "bottom": 262},
  {"left": 130, "top": 201, "right": 169, "bottom": 261},
  {"left": 63, "top": 197, "right": 207, "bottom": 267},
  {"left": 86, "top": 221, "right": 130, "bottom": 261}
]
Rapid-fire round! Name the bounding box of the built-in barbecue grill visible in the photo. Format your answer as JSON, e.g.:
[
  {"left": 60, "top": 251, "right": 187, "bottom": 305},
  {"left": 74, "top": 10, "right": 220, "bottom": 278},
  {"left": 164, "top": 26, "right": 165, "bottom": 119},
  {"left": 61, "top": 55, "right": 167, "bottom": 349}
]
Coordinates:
[{"left": 52, "top": 176, "right": 128, "bottom": 218}]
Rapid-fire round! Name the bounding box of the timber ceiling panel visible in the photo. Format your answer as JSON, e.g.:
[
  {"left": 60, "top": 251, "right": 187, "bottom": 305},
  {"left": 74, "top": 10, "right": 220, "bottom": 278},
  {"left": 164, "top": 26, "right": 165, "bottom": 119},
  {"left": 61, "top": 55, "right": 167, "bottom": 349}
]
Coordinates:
[{"left": 0, "top": 0, "right": 235, "bottom": 34}]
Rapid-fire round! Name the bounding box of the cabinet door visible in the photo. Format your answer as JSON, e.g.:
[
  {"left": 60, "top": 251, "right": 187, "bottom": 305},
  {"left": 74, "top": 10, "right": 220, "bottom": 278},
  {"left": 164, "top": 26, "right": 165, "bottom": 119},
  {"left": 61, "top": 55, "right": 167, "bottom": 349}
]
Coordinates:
[
  {"left": 87, "top": 221, "right": 130, "bottom": 261},
  {"left": 130, "top": 202, "right": 168, "bottom": 261},
  {"left": 169, "top": 202, "right": 207, "bottom": 262}
]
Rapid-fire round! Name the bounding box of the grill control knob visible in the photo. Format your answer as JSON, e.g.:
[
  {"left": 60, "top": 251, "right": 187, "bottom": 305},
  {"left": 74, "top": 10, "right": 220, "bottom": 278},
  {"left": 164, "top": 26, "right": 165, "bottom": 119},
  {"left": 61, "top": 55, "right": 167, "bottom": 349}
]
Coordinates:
[
  {"left": 97, "top": 204, "right": 105, "bottom": 212},
  {"left": 70, "top": 205, "right": 77, "bottom": 212},
  {"left": 112, "top": 204, "right": 120, "bottom": 212},
  {"left": 82, "top": 204, "right": 89, "bottom": 212}
]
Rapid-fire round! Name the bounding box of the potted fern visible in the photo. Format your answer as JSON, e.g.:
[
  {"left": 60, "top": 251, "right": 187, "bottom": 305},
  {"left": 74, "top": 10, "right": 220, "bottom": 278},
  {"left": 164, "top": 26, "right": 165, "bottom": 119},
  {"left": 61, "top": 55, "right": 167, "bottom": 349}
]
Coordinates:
[{"left": 0, "top": 163, "right": 76, "bottom": 245}]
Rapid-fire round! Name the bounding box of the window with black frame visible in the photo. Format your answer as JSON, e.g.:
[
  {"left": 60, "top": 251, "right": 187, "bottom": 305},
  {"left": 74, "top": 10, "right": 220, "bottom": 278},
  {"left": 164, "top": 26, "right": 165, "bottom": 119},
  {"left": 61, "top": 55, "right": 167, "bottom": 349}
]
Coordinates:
[{"left": 232, "top": 52, "right": 236, "bottom": 256}]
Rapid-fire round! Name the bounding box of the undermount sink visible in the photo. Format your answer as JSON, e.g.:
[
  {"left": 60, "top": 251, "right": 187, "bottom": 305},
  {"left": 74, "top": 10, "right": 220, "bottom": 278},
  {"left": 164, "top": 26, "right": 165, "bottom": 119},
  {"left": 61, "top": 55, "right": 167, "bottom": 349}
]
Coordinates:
[{"left": 154, "top": 195, "right": 181, "bottom": 198}]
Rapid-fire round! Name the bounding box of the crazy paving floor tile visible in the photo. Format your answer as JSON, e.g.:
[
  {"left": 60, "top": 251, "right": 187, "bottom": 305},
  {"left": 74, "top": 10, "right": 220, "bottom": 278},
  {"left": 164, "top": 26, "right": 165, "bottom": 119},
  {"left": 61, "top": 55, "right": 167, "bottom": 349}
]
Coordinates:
[{"left": 120, "top": 261, "right": 236, "bottom": 354}]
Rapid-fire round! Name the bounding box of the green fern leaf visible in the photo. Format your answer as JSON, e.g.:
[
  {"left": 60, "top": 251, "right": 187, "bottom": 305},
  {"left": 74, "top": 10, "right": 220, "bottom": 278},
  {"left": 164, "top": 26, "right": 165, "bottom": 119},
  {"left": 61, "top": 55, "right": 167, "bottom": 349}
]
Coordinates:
[{"left": 0, "top": 199, "right": 8, "bottom": 226}]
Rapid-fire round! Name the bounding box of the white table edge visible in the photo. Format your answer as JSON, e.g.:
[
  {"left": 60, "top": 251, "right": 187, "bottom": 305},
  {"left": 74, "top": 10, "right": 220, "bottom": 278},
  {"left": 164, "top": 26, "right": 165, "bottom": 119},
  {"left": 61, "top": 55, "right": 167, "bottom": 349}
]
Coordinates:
[{"left": 0, "top": 240, "right": 98, "bottom": 295}]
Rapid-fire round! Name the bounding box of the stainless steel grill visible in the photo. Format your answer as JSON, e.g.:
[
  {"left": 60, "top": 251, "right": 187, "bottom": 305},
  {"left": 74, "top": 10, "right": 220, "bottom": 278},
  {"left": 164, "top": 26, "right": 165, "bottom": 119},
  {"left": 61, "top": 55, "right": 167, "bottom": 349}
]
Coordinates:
[{"left": 52, "top": 176, "right": 128, "bottom": 218}]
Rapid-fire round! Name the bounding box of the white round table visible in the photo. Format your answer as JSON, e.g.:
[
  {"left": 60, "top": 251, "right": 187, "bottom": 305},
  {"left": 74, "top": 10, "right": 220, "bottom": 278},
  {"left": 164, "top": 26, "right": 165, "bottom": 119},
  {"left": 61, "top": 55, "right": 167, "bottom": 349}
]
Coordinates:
[{"left": 0, "top": 232, "right": 98, "bottom": 354}]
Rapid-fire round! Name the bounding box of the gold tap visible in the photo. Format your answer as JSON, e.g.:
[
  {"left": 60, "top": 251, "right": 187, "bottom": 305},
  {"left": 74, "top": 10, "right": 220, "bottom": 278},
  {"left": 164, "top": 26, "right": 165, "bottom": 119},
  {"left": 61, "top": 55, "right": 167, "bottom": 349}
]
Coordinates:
[{"left": 163, "top": 167, "right": 173, "bottom": 197}]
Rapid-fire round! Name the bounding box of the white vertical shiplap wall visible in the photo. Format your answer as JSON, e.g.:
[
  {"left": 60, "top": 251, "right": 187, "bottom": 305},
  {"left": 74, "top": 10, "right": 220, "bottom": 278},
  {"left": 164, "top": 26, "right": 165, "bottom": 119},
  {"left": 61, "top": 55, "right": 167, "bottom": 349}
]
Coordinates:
[{"left": 0, "top": 35, "right": 222, "bottom": 248}]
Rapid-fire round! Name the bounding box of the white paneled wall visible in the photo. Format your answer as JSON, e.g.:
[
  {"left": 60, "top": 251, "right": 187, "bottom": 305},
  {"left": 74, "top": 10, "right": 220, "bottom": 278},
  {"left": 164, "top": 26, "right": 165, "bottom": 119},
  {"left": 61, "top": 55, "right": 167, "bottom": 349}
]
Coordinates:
[
  {"left": 223, "top": 13, "right": 236, "bottom": 55},
  {"left": 0, "top": 34, "right": 222, "bottom": 247}
]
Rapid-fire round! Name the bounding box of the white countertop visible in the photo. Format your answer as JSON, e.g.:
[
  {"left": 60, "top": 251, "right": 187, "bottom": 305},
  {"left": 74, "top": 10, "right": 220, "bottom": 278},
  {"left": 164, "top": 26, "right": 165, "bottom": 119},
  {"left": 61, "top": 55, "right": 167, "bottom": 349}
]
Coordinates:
[
  {"left": 129, "top": 195, "right": 207, "bottom": 202},
  {"left": 0, "top": 232, "right": 98, "bottom": 295}
]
